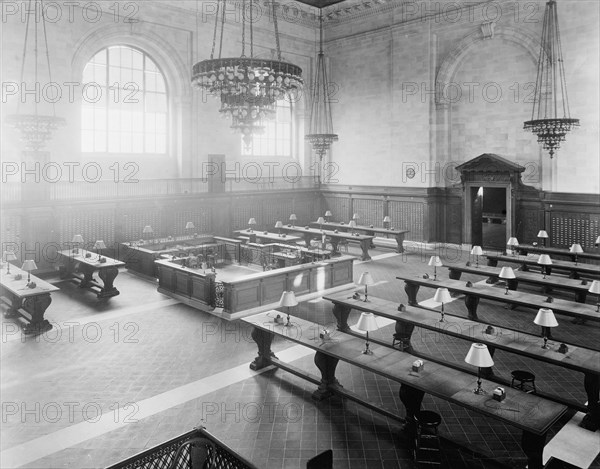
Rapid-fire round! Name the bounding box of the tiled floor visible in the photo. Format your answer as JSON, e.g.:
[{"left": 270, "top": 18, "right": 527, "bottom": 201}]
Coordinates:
[{"left": 1, "top": 243, "right": 599, "bottom": 469}]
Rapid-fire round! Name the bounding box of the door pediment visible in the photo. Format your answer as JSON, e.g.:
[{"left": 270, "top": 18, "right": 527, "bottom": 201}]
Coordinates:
[{"left": 456, "top": 154, "right": 525, "bottom": 184}]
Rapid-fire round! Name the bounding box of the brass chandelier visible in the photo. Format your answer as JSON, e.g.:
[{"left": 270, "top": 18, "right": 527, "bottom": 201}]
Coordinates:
[
  {"left": 305, "top": 10, "right": 338, "bottom": 179},
  {"left": 6, "top": 0, "right": 65, "bottom": 151},
  {"left": 191, "top": 0, "right": 303, "bottom": 147},
  {"left": 524, "top": 0, "right": 579, "bottom": 158}
]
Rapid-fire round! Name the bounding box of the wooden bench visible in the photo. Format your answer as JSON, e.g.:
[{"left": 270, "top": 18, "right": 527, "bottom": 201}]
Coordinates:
[
  {"left": 486, "top": 254, "right": 600, "bottom": 279},
  {"left": 242, "top": 311, "right": 568, "bottom": 469},
  {"left": 516, "top": 244, "right": 600, "bottom": 263}
]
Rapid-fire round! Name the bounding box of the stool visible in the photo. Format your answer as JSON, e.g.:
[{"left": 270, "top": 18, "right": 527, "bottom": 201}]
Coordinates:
[
  {"left": 414, "top": 410, "right": 442, "bottom": 466},
  {"left": 511, "top": 370, "right": 537, "bottom": 393}
]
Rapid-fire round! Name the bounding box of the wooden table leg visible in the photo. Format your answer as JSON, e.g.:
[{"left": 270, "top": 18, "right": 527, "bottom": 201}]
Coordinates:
[
  {"left": 360, "top": 240, "right": 371, "bottom": 261},
  {"left": 404, "top": 281, "right": 420, "bottom": 307},
  {"left": 312, "top": 351, "right": 340, "bottom": 401},
  {"left": 583, "top": 373, "right": 600, "bottom": 431},
  {"left": 487, "top": 258, "right": 498, "bottom": 267},
  {"left": 22, "top": 294, "right": 53, "bottom": 335},
  {"left": 520, "top": 431, "right": 546, "bottom": 469},
  {"left": 399, "top": 384, "right": 425, "bottom": 436},
  {"left": 98, "top": 266, "right": 120, "bottom": 298},
  {"left": 332, "top": 304, "right": 351, "bottom": 332},
  {"left": 394, "top": 233, "right": 405, "bottom": 253},
  {"left": 464, "top": 294, "right": 480, "bottom": 321},
  {"left": 329, "top": 239, "right": 340, "bottom": 256},
  {"left": 394, "top": 321, "right": 415, "bottom": 352},
  {"left": 250, "top": 327, "right": 275, "bottom": 371},
  {"left": 365, "top": 230, "right": 376, "bottom": 249},
  {"left": 78, "top": 264, "right": 94, "bottom": 288}
]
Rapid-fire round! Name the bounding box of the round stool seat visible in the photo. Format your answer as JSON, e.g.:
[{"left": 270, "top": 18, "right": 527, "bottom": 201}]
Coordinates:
[
  {"left": 415, "top": 410, "right": 442, "bottom": 429},
  {"left": 511, "top": 370, "right": 535, "bottom": 382}
]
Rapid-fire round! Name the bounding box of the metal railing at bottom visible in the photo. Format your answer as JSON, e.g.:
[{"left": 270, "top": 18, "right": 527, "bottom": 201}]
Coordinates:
[{"left": 105, "top": 426, "right": 258, "bottom": 469}]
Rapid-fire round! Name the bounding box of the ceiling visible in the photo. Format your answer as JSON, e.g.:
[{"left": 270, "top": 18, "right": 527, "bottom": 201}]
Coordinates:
[{"left": 293, "top": 0, "right": 348, "bottom": 8}]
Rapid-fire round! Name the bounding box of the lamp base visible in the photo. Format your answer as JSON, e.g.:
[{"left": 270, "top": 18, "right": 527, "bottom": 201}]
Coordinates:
[
  {"left": 472, "top": 387, "right": 487, "bottom": 395},
  {"left": 362, "top": 348, "right": 373, "bottom": 355}
]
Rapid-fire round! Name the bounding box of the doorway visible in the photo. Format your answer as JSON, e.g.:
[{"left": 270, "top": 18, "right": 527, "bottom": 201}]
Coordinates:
[{"left": 470, "top": 186, "right": 507, "bottom": 250}]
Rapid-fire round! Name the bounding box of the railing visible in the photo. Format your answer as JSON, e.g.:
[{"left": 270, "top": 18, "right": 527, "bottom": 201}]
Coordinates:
[{"left": 1, "top": 177, "right": 316, "bottom": 203}]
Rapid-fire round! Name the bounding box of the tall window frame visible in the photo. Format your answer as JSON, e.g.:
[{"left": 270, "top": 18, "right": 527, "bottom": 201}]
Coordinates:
[
  {"left": 81, "top": 45, "right": 168, "bottom": 154},
  {"left": 241, "top": 99, "right": 294, "bottom": 158}
]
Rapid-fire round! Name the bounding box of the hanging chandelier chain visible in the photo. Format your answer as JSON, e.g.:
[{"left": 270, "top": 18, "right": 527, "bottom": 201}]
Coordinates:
[
  {"left": 272, "top": 2, "right": 282, "bottom": 61},
  {"left": 241, "top": 0, "right": 246, "bottom": 57},
  {"left": 249, "top": 0, "right": 254, "bottom": 58},
  {"left": 209, "top": 0, "right": 221, "bottom": 59},
  {"left": 218, "top": 0, "right": 225, "bottom": 59},
  {"left": 40, "top": 0, "right": 57, "bottom": 117}
]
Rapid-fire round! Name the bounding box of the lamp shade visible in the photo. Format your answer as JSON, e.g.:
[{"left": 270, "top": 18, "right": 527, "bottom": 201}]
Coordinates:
[
  {"left": 279, "top": 291, "right": 298, "bottom": 307},
  {"left": 324, "top": 211, "right": 332, "bottom": 217},
  {"left": 356, "top": 271, "right": 375, "bottom": 286},
  {"left": 185, "top": 222, "right": 195, "bottom": 229},
  {"left": 289, "top": 214, "right": 297, "bottom": 221},
  {"left": 428, "top": 256, "right": 443, "bottom": 267},
  {"left": 355, "top": 312, "right": 378, "bottom": 332},
  {"left": 317, "top": 217, "right": 325, "bottom": 224},
  {"left": 569, "top": 243, "right": 584, "bottom": 254},
  {"left": 72, "top": 234, "right": 84, "bottom": 243},
  {"left": 537, "top": 254, "right": 553, "bottom": 265},
  {"left": 507, "top": 237, "right": 519, "bottom": 247},
  {"left": 464, "top": 343, "right": 494, "bottom": 367},
  {"left": 275, "top": 221, "right": 283, "bottom": 229},
  {"left": 470, "top": 246, "right": 483, "bottom": 256},
  {"left": 499, "top": 266, "right": 516, "bottom": 279},
  {"left": 21, "top": 259, "right": 37, "bottom": 272},
  {"left": 93, "top": 240, "right": 107, "bottom": 250},
  {"left": 248, "top": 218, "right": 257, "bottom": 225},
  {"left": 348, "top": 220, "right": 357, "bottom": 228},
  {"left": 142, "top": 226, "right": 153, "bottom": 234},
  {"left": 352, "top": 213, "right": 359, "bottom": 220},
  {"left": 588, "top": 280, "right": 600, "bottom": 294},
  {"left": 537, "top": 230, "right": 549, "bottom": 238},
  {"left": 596, "top": 236, "right": 600, "bottom": 246},
  {"left": 534, "top": 308, "right": 558, "bottom": 327},
  {"left": 383, "top": 216, "right": 391, "bottom": 223},
  {"left": 433, "top": 287, "right": 452, "bottom": 303},
  {"left": 3, "top": 251, "right": 17, "bottom": 262}
]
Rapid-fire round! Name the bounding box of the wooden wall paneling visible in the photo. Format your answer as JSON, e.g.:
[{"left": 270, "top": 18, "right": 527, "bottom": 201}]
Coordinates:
[
  {"left": 550, "top": 212, "right": 600, "bottom": 250},
  {"left": 352, "top": 198, "right": 384, "bottom": 227},
  {"left": 444, "top": 199, "right": 462, "bottom": 245},
  {"left": 58, "top": 206, "right": 116, "bottom": 248},
  {"left": 173, "top": 205, "right": 213, "bottom": 235},
  {"left": 0, "top": 210, "right": 22, "bottom": 256},
  {"left": 231, "top": 199, "right": 257, "bottom": 233},
  {"left": 118, "top": 205, "right": 165, "bottom": 242},
  {"left": 262, "top": 197, "right": 294, "bottom": 228},
  {"left": 323, "top": 195, "right": 350, "bottom": 223},
  {"left": 290, "top": 193, "right": 319, "bottom": 226},
  {"left": 388, "top": 200, "right": 425, "bottom": 241}
]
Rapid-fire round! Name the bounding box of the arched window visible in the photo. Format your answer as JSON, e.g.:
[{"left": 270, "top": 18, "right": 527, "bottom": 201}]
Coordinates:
[
  {"left": 241, "top": 100, "right": 292, "bottom": 157},
  {"left": 81, "top": 46, "right": 168, "bottom": 153}
]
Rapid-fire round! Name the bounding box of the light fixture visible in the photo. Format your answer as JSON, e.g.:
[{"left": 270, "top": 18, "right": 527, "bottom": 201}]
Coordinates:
[
  {"left": 289, "top": 214, "right": 297, "bottom": 227},
  {"left": 3, "top": 251, "right": 17, "bottom": 274},
  {"left": 352, "top": 213, "right": 359, "bottom": 221},
  {"left": 356, "top": 272, "right": 375, "bottom": 302},
  {"left": 93, "top": 240, "right": 107, "bottom": 261},
  {"left": 348, "top": 220, "right": 357, "bottom": 235},
  {"left": 537, "top": 230, "right": 549, "bottom": 247},
  {"left": 595, "top": 236, "right": 600, "bottom": 247},
  {"left": 72, "top": 234, "right": 84, "bottom": 254},
  {"left": 470, "top": 246, "right": 484, "bottom": 268},
  {"left": 534, "top": 308, "right": 558, "bottom": 349},
  {"left": 499, "top": 267, "right": 516, "bottom": 294},
  {"left": 185, "top": 222, "right": 195, "bottom": 236},
  {"left": 21, "top": 259, "right": 37, "bottom": 285},
  {"left": 433, "top": 288, "right": 452, "bottom": 322},
  {"left": 247, "top": 218, "right": 257, "bottom": 233},
  {"left": 324, "top": 210, "right": 332, "bottom": 222},
  {"left": 305, "top": 10, "right": 338, "bottom": 185},
  {"left": 537, "top": 254, "right": 552, "bottom": 278},
  {"left": 5, "top": 0, "right": 65, "bottom": 151},
  {"left": 464, "top": 343, "right": 494, "bottom": 394},
  {"left": 191, "top": 0, "right": 303, "bottom": 148},
  {"left": 317, "top": 217, "right": 325, "bottom": 231},
  {"left": 569, "top": 243, "right": 583, "bottom": 265},
  {"left": 383, "top": 216, "right": 391, "bottom": 229},
  {"left": 142, "top": 226, "right": 153, "bottom": 241},
  {"left": 279, "top": 291, "right": 298, "bottom": 327},
  {"left": 275, "top": 221, "right": 283, "bottom": 236},
  {"left": 524, "top": 0, "right": 579, "bottom": 158},
  {"left": 356, "top": 312, "right": 378, "bottom": 355},
  {"left": 428, "top": 256, "right": 443, "bottom": 281},
  {"left": 507, "top": 237, "right": 519, "bottom": 256},
  {"left": 588, "top": 280, "right": 600, "bottom": 312}
]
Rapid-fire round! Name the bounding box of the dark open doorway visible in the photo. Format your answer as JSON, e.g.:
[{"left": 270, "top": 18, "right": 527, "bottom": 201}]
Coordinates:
[{"left": 470, "top": 186, "right": 507, "bottom": 250}]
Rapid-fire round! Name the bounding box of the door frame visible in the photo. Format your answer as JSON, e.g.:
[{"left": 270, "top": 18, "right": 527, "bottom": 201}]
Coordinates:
[{"left": 463, "top": 181, "right": 512, "bottom": 246}]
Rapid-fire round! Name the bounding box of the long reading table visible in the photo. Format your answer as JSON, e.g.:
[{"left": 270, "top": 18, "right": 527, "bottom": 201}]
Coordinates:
[
  {"left": 309, "top": 221, "right": 409, "bottom": 253},
  {"left": 486, "top": 254, "right": 600, "bottom": 279},
  {"left": 58, "top": 249, "right": 125, "bottom": 298},
  {"left": 515, "top": 244, "right": 600, "bottom": 263}
]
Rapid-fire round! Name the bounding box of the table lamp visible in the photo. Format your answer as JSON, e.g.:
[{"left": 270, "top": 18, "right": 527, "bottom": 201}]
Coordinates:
[
  {"left": 588, "top": 280, "right": 600, "bottom": 312},
  {"left": 185, "top": 221, "right": 195, "bottom": 236},
  {"left": 93, "top": 240, "right": 107, "bottom": 261},
  {"left": 499, "top": 266, "right": 516, "bottom": 294},
  {"left": 428, "top": 255, "right": 443, "bottom": 280},
  {"left": 352, "top": 213, "right": 359, "bottom": 221},
  {"left": 348, "top": 220, "right": 357, "bottom": 235},
  {"left": 72, "top": 234, "right": 84, "bottom": 253},
  {"left": 537, "top": 254, "right": 552, "bottom": 278},
  {"left": 356, "top": 271, "right": 375, "bottom": 302},
  {"left": 247, "top": 218, "right": 257, "bottom": 233},
  {"left": 595, "top": 236, "right": 600, "bottom": 247},
  {"left": 324, "top": 210, "right": 332, "bottom": 222},
  {"left": 3, "top": 251, "right": 17, "bottom": 274},
  {"left": 534, "top": 308, "right": 558, "bottom": 349},
  {"left": 142, "top": 226, "right": 153, "bottom": 242},
  {"left": 317, "top": 217, "right": 325, "bottom": 231},
  {"left": 279, "top": 291, "right": 298, "bottom": 327},
  {"left": 383, "top": 216, "right": 391, "bottom": 229},
  {"left": 464, "top": 343, "right": 494, "bottom": 394},
  {"left": 356, "top": 312, "right": 378, "bottom": 355},
  {"left": 275, "top": 221, "right": 283, "bottom": 236},
  {"left": 507, "top": 237, "right": 519, "bottom": 256},
  {"left": 433, "top": 287, "right": 452, "bottom": 322},
  {"left": 21, "top": 259, "right": 37, "bottom": 285},
  {"left": 569, "top": 243, "right": 583, "bottom": 265},
  {"left": 537, "top": 230, "right": 548, "bottom": 247},
  {"left": 470, "top": 245, "right": 483, "bottom": 268}
]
